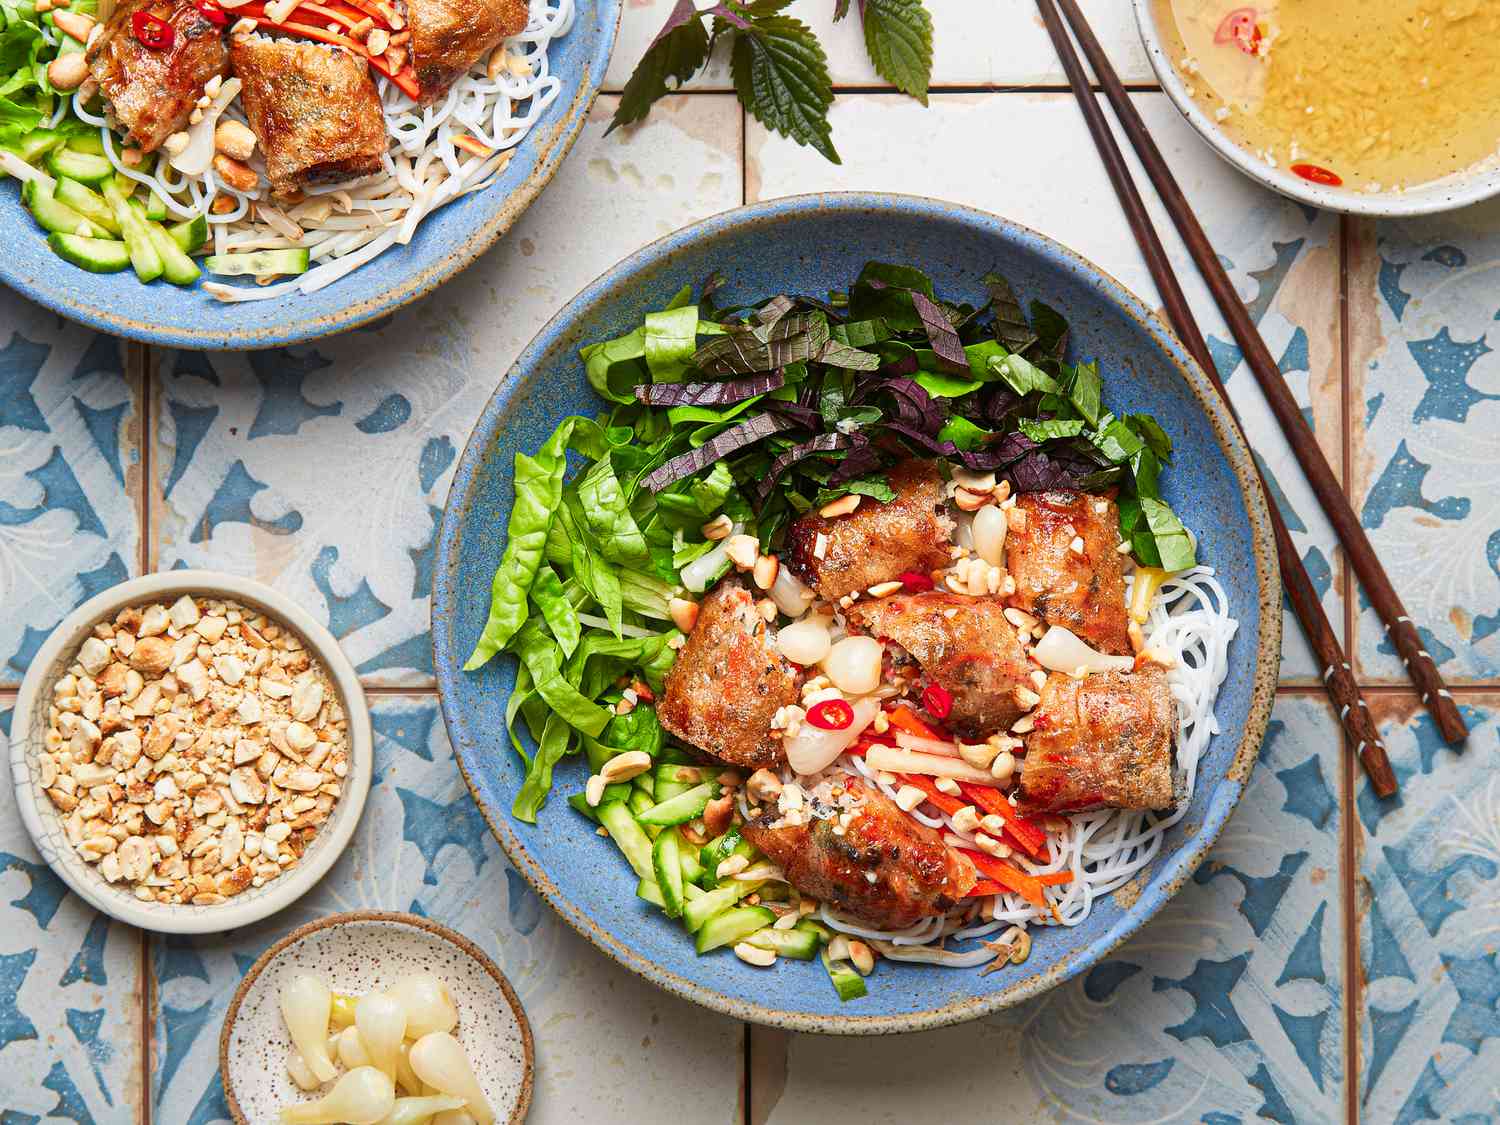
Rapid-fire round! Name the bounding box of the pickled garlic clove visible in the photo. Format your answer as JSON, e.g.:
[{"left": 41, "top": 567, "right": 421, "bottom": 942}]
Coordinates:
[
  {"left": 374, "top": 1094, "right": 467, "bottom": 1125},
  {"left": 355, "top": 991, "right": 407, "bottom": 1081},
  {"left": 389, "top": 973, "right": 459, "bottom": 1038},
  {"left": 408, "top": 1032, "right": 495, "bottom": 1125},
  {"left": 395, "top": 1040, "right": 424, "bottom": 1096},
  {"left": 286, "top": 1048, "right": 321, "bottom": 1092},
  {"left": 280, "top": 974, "right": 338, "bottom": 1084},
  {"left": 338, "top": 1024, "right": 373, "bottom": 1069},
  {"left": 279, "top": 1066, "right": 395, "bottom": 1124}
]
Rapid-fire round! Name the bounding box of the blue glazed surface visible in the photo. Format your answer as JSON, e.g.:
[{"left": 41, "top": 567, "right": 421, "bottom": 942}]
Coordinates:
[
  {"left": 432, "top": 193, "right": 1280, "bottom": 1033},
  {"left": 0, "top": 1, "right": 620, "bottom": 350}
]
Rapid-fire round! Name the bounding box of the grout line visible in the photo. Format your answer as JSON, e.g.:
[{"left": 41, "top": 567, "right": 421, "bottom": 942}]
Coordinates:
[
  {"left": 599, "top": 82, "right": 1164, "bottom": 97},
  {"left": 130, "top": 339, "right": 155, "bottom": 1124},
  {"left": 741, "top": 1023, "right": 752, "bottom": 1125},
  {"left": 1339, "top": 216, "right": 1357, "bottom": 666},
  {"left": 140, "top": 929, "right": 153, "bottom": 1125},
  {"left": 1337, "top": 212, "right": 1361, "bottom": 1125},
  {"left": 129, "top": 342, "right": 152, "bottom": 577},
  {"left": 1276, "top": 682, "right": 1497, "bottom": 696}
]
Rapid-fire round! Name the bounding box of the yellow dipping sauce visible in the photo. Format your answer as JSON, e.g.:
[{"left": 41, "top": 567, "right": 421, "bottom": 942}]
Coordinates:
[{"left": 1154, "top": 0, "right": 1500, "bottom": 192}]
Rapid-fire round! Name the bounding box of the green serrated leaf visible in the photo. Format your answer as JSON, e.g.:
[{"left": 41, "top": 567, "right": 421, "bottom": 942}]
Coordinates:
[
  {"left": 833, "top": 0, "right": 852, "bottom": 19},
  {"left": 610, "top": 0, "right": 712, "bottom": 133},
  {"left": 861, "top": 0, "right": 932, "bottom": 103},
  {"left": 730, "top": 14, "right": 840, "bottom": 164}
]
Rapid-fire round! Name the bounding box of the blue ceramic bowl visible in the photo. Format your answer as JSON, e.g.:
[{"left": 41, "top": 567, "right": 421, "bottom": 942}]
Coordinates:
[
  {"left": 433, "top": 193, "right": 1281, "bottom": 1033},
  {"left": 0, "top": 1, "right": 619, "bottom": 349}
]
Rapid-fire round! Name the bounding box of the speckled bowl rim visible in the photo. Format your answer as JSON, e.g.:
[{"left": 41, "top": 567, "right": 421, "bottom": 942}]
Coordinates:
[
  {"left": 8, "top": 569, "right": 373, "bottom": 935},
  {"left": 432, "top": 191, "right": 1282, "bottom": 1035},
  {"left": 0, "top": 3, "right": 620, "bottom": 350},
  {"left": 1132, "top": 0, "right": 1500, "bottom": 216},
  {"left": 218, "top": 909, "right": 534, "bottom": 1125}
]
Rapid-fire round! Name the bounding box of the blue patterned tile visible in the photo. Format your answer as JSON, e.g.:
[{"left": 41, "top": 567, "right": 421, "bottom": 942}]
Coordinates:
[
  {"left": 151, "top": 93, "right": 741, "bottom": 688},
  {"left": 1357, "top": 695, "right": 1500, "bottom": 1124},
  {"left": 0, "top": 702, "right": 143, "bottom": 1121},
  {"left": 748, "top": 91, "right": 1345, "bottom": 683},
  {"left": 150, "top": 695, "right": 743, "bottom": 1124},
  {"left": 754, "top": 695, "right": 1345, "bottom": 1122},
  {"left": 1350, "top": 210, "right": 1500, "bottom": 681},
  {"left": 0, "top": 290, "right": 140, "bottom": 688}
]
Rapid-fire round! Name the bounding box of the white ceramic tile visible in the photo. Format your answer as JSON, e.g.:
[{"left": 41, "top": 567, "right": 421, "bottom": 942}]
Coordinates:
[
  {"left": 606, "top": 0, "right": 1154, "bottom": 92},
  {"left": 0, "top": 289, "right": 140, "bottom": 688},
  {"left": 150, "top": 93, "right": 742, "bottom": 687},
  {"left": 151, "top": 695, "right": 744, "bottom": 1125},
  {"left": 753, "top": 695, "right": 1346, "bottom": 1123},
  {"left": 0, "top": 700, "right": 144, "bottom": 1120},
  {"left": 749, "top": 90, "right": 1344, "bottom": 682}
]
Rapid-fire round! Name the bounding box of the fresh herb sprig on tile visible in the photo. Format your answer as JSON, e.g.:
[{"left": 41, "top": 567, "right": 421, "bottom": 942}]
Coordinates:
[{"left": 609, "top": 0, "right": 935, "bottom": 164}]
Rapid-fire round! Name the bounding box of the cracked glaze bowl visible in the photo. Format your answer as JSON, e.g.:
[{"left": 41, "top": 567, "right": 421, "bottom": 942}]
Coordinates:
[
  {"left": 0, "top": 1, "right": 619, "bottom": 350},
  {"left": 432, "top": 193, "right": 1281, "bottom": 1034}
]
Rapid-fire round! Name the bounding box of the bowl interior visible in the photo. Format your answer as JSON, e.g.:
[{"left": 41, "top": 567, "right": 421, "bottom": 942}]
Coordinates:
[
  {"left": 0, "top": 1, "right": 620, "bottom": 348},
  {"left": 1132, "top": 0, "right": 1500, "bottom": 216},
  {"left": 222, "top": 913, "right": 531, "bottom": 1125},
  {"left": 433, "top": 194, "right": 1278, "bottom": 1032},
  {"left": 9, "top": 571, "right": 372, "bottom": 933}
]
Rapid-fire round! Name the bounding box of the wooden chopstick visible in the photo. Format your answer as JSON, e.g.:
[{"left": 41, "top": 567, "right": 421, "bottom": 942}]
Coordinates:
[
  {"left": 1044, "top": 0, "right": 1467, "bottom": 748},
  {"left": 1035, "top": 0, "right": 1398, "bottom": 797}
]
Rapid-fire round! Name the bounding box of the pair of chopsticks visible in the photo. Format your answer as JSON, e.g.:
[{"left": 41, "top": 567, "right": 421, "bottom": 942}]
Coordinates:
[{"left": 1036, "top": 0, "right": 1471, "bottom": 797}]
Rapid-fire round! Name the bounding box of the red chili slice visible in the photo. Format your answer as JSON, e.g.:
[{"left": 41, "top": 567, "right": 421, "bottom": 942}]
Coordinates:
[
  {"left": 132, "top": 10, "right": 175, "bottom": 48},
  {"left": 922, "top": 683, "right": 953, "bottom": 719},
  {"left": 898, "top": 571, "right": 934, "bottom": 592},
  {"left": 806, "top": 698, "right": 854, "bottom": 731},
  {"left": 1214, "top": 7, "right": 1262, "bottom": 55},
  {"left": 192, "top": 0, "right": 229, "bottom": 25},
  {"left": 1290, "top": 162, "right": 1343, "bottom": 187}
]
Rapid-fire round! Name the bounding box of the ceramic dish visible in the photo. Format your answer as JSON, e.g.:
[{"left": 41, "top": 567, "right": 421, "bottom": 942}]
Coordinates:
[
  {"left": 220, "top": 910, "right": 533, "bottom": 1125},
  {"left": 1132, "top": 0, "right": 1500, "bottom": 216},
  {"left": 431, "top": 192, "right": 1281, "bottom": 1033},
  {"left": 9, "top": 569, "right": 372, "bottom": 934},
  {"left": 0, "top": 1, "right": 619, "bottom": 350}
]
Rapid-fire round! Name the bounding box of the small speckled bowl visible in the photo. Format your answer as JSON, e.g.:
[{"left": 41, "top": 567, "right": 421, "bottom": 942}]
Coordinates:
[
  {"left": 220, "top": 911, "right": 533, "bottom": 1125},
  {"left": 9, "top": 569, "right": 372, "bottom": 934},
  {"left": 1133, "top": 0, "right": 1500, "bottom": 215}
]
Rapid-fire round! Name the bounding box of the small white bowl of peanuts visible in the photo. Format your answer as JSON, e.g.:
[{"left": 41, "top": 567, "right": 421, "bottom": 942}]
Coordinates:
[{"left": 10, "top": 570, "right": 372, "bottom": 934}]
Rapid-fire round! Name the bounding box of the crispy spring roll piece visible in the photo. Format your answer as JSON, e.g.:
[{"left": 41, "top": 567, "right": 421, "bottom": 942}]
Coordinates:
[
  {"left": 1005, "top": 490, "right": 1132, "bottom": 655},
  {"left": 407, "top": 0, "right": 528, "bottom": 103},
  {"left": 88, "top": 0, "right": 230, "bottom": 153},
  {"left": 846, "top": 592, "right": 1033, "bottom": 738},
  {"left": 743, "top": 776, "right": 978, "bottom": 930},
  {"left": 784, "top": 459, "right": 955, "bottom": 602},
  {"left": 229, "top": 34, "right": 387, "bottom": 196},
  {"left": 1016, "top": 667, "right": 1177, "bottom": 814},
  {"left": 658, "top": 580, "right": 799, "bottom": 770}
]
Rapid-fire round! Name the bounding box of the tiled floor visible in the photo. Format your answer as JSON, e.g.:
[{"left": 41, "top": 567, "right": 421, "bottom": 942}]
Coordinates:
[{"left": 2, "top": 3, "right": 1499, "bottom": 1121}]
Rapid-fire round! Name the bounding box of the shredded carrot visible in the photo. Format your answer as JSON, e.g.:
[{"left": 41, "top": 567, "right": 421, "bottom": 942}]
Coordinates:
[
  {"left": 452, "top": 134, "right": 492, "bottom": 158},
  {"left": 965, "top": 879, "right": 1008, "bottom": 898},
  {"left": 959, "top": 849, "right": 1058, "bottom": 918},
  {"left": 885, "top": 705, "right": 945, "bottom": 742},
  {"left": 1037, "top": 871, "right": 1074, "bottom": 887},
  {"left": 896, "top": 773, "right": 966, "bottom": 817},
  {"left": 958, "top": 781, "right": 1050, "bottom": 862},
  {"left": 367, "top": 53, "right": 419, "bottom": 98}
]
